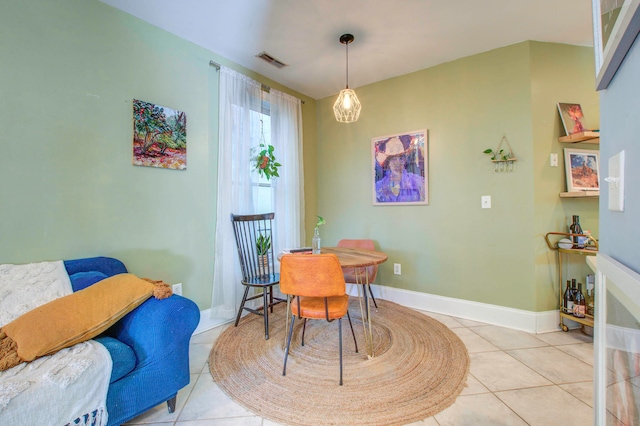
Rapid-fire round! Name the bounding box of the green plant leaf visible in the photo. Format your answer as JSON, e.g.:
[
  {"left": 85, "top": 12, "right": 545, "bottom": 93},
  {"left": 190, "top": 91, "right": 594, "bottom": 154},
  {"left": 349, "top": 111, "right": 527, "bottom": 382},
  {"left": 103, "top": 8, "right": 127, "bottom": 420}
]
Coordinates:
[
  {"left": 256, "top": 234, "right": 271, "bottom": 255},
  {"left": 253, "top": 143, "right": 281, "bottom": 180}
]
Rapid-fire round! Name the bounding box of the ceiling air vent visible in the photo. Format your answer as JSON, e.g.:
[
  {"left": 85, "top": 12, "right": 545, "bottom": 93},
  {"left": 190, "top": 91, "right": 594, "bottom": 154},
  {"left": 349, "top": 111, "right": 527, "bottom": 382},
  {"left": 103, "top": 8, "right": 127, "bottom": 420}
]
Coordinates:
[{"left": 256, "top": 51, "right": 288, "bottom": 69}]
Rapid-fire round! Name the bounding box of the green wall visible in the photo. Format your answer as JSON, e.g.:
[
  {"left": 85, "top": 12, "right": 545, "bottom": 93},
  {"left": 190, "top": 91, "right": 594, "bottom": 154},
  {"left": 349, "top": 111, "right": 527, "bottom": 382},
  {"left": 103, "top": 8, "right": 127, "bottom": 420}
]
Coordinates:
[
  {"left": 529, "top": 42, "right": 600, "bottom": 311},
  {"left": 316, "top": 41, "right": 598, "bottom": 312},
  {"left": 0, "top": 0, "right": 316, "bottom": 310},
  {"left": 1, "top": 0, "right": 597, "bottom": 314}
]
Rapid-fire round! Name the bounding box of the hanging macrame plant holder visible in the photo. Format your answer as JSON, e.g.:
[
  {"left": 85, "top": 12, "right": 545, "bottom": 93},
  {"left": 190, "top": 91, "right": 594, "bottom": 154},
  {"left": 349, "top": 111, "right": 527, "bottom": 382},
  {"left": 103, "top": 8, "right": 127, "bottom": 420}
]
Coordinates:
[
  {"left": 486, "top": 135, "right": 517, "bottom": 172},
  {"left": 253, "top": 119, "right": 280, "bottom": 180}
]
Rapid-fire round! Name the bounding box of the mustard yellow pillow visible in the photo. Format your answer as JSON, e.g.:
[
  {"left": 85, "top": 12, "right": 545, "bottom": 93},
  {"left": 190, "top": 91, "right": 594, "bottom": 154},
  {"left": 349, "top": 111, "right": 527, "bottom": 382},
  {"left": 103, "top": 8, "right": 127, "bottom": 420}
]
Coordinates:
[{"left": 0, "top": 273, "right": 171, "bottom": 371}]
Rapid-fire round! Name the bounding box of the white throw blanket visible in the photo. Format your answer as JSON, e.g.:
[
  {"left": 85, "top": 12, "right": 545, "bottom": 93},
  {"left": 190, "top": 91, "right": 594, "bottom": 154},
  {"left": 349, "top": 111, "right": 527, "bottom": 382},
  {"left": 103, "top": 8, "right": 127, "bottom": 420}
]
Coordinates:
[{"left": 0, "top": 261, "right": 112, "bottom": 426}]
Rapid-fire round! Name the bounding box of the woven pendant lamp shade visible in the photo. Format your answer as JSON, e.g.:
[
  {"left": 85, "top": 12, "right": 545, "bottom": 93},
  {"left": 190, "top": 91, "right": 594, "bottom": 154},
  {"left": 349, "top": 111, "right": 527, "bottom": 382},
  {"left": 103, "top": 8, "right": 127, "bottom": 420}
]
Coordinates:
[
  {"left": 334, "top": 33, "right": 361, "bottom": 123},
  {"left": 333, "top": 88, "right": 361, "bottom": 123}
]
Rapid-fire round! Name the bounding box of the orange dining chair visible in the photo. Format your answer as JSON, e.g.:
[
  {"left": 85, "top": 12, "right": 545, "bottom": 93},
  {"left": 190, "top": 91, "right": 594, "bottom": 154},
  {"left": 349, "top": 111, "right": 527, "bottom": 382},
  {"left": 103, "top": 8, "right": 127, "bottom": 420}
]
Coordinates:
[
  {"left": 337, "top": 239, "right": 379, "bottom": 309},
  {"left": 280, "top": 253, "right": 358, "bottom": 386},
  {"left": 230, "top": 212, "right": 286, "bottom": 340}
]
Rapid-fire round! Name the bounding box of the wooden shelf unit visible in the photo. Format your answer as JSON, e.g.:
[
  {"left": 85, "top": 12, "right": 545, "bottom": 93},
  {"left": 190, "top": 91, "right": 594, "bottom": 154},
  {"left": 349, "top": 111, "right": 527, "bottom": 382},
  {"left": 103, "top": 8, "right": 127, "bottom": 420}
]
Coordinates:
[
  {"left": 558, "top": 132, "right": 599, "bottom": 197},
  {"left": 559, "top": 191, "right": 600, "bottom": 198},
  {"left": 558, "top": 131, "right": 600, "bottom": 144}
]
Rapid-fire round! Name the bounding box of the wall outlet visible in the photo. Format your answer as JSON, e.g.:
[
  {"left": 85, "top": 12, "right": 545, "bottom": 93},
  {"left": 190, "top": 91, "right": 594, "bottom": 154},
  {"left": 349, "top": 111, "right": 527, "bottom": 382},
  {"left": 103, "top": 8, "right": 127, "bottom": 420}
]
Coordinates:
[
  {"left": 394, "top": 263, "right": 401, "bottom": 275},
  {"left": 550, "top": 153, "right": 559, "bottom": 167},
  {"left": 481, "top": 195, "right": 491, "bottom": 209},
  {"left": 172, "top": 283, "right": 183, "bottom": 296}
]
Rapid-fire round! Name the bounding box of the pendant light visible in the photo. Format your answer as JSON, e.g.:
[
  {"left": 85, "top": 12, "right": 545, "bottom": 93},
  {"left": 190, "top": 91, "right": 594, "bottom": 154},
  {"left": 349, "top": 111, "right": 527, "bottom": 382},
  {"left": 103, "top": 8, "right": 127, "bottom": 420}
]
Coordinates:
[{"left": 333, "top": 33, "right": 361, "bottom": 123}]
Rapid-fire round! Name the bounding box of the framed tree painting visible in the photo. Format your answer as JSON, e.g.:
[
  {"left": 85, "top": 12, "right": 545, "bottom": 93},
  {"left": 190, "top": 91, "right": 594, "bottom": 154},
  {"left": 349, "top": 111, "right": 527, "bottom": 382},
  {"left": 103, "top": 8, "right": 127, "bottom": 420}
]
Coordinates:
[
  {"left": 372, "top": 129, "right": 428, "bottom": 205},
  {"left": 564, "top": 148, "right": 600, "bottom": 192},
  {"left": 133, "top": 99, "right": 187, "bottom": 170}
]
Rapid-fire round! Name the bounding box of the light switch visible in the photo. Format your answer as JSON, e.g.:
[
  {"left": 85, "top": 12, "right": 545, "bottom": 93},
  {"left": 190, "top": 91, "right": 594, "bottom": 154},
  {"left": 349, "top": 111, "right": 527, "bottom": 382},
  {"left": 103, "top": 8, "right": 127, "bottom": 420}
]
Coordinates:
[
  {"left": 481, "top": 195, "right": 491, "bottom": 209},
  {"left": 605, "top": 150, "right": 625, "bottom": 211},
  {"left": 550, "top": 153, "right": 558, "bottom": 167}
]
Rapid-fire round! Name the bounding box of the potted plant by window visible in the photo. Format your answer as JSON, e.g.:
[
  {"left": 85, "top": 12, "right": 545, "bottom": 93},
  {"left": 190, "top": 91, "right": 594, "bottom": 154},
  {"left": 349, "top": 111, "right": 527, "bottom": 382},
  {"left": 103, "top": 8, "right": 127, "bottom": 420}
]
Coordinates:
[
  {"left": 255, "top": 143, "right": 280, "bottom": 180},
  {"left": 256, "top": 233, "right": 271, "bottom": 274},
  {"left": 253, "top": 119, "right": 281, "bottom": 180}
]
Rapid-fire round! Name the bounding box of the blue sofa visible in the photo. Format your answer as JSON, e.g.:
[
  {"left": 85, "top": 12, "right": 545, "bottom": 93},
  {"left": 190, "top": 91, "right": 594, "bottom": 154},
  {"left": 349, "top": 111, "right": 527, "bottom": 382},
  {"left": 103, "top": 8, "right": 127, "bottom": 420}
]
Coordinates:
[{"left": 63, "top": 256, "right": 200, "bottom": 426}]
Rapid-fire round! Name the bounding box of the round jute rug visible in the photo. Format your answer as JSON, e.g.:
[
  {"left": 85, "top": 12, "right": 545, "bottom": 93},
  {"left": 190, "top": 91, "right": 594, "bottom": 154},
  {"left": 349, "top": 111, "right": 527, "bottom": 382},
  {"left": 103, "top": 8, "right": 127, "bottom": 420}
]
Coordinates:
[{"left": 209, "top": 299, "right": 469, "bottom": 426}]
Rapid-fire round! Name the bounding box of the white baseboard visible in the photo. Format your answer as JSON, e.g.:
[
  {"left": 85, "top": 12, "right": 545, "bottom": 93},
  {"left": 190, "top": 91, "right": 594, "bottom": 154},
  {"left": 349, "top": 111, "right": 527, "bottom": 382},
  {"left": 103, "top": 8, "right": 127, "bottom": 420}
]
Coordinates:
[
  {"left": 193, "top": 308, "right": 234, "bottom": 335},
  {"left": 346, "top": 283, "right": 563, "bottom": 334},
  {"left": 194, "top": 284, "right": 565, "bottom": 335}
]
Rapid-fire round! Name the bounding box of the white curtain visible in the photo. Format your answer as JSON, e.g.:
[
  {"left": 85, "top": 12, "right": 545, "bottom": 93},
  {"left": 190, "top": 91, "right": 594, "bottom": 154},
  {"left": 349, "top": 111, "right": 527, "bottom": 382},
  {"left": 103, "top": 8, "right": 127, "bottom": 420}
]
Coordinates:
[
  {"left": 270, "top": 88, "right": 305, "bottom": 256},
  {"left": 210, "top": 67, "right": 304, "bottom": 322}
]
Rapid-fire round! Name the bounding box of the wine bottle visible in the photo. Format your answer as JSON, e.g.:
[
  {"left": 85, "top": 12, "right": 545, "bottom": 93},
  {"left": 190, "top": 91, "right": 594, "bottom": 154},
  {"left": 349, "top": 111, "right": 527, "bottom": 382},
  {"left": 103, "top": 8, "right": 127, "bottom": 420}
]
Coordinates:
[
  {"left": 563, "top": 280, "right": 572, "bottom": 314},
  {"left": 586, "top": 274, "right": 595, "bottom": 316},
  {"left": 573, "top": 283, "right": 586, "bottom": 318},
  {"left": 566, "top": 279, "right": 576, "bottom": 315},
  {"left": 569, "top": 215, "right": 583, "bottom": 248}
]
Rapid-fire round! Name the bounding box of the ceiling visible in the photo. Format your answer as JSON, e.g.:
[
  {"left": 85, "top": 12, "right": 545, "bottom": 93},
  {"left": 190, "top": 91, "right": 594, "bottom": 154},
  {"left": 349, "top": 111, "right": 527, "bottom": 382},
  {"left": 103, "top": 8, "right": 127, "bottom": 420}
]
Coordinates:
[{"left": 99, "top": 0, "right": 595, "bottom": 100}]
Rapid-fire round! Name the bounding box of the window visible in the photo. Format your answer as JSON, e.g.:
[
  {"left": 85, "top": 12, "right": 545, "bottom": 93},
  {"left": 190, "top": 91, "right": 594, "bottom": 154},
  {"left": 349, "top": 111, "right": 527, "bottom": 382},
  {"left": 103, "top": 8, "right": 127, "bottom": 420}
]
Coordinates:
[
  {"left": 213, "top": 66, "right": 303, "bottom": 324},
  {"left": 250, "top": 92, "right": 273, "bottom": 214}
]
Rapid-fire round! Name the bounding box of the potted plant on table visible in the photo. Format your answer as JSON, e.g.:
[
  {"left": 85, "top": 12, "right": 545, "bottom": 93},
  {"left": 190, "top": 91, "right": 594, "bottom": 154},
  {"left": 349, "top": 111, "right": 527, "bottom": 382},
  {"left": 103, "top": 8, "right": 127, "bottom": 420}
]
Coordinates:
[{"left": 312, "top": 216, "right": 325, "bottom": 254}]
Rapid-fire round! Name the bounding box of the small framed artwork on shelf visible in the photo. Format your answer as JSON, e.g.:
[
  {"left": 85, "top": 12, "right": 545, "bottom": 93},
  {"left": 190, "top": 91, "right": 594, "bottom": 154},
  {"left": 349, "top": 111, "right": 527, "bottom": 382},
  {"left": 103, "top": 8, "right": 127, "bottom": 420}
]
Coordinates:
[
  {"left": 564, "top": 148, "right": 600, "bottom": 192},
  {"left": 557, "top": 103, "right": 588, "bottom": 136}
]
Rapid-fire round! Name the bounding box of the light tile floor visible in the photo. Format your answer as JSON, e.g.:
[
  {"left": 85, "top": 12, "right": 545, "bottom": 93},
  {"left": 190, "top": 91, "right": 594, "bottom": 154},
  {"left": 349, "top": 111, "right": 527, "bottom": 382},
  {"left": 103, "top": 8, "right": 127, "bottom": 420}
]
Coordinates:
[{"left": 126, "top": 309, "right": 594, "bottom": 426}]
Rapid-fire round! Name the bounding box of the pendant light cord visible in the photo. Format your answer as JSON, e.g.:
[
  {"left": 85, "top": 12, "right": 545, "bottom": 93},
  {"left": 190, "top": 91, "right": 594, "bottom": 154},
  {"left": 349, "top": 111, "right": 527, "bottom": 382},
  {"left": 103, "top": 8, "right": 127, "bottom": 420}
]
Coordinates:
[{"left": 345, "top": 42, "right": 349, "bottom": 89}]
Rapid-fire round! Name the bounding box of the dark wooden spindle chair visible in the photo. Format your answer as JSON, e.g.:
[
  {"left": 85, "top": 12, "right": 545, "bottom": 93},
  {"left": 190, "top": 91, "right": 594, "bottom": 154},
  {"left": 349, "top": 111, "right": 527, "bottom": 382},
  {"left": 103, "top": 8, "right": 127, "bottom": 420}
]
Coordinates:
[{"left": 231, "top": 212, "right": 285, "bottom": 340}]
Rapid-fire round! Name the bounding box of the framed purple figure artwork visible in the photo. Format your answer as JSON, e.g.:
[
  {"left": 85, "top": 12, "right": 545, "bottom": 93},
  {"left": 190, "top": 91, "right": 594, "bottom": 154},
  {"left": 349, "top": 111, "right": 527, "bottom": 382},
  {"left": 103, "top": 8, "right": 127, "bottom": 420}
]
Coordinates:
[{"left": 372, "top": 129, "right": 428, "bottom": 205}]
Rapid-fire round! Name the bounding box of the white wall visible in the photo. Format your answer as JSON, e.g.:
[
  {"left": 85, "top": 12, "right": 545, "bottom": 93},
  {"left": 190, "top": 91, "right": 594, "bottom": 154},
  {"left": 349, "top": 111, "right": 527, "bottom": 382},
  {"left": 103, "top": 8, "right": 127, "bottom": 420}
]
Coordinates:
[{"left": 599, "top": 36, "right": 640, "bottom": 271}]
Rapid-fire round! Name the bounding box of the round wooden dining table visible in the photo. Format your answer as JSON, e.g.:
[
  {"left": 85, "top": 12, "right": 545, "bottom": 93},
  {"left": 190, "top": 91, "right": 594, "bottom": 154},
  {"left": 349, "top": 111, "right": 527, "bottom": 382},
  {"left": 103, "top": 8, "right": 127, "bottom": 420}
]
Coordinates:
[
  {"left": 320, "top": 246, "right": 388, "bottom": 268},
  {"left": 321, "top": 247, "right": 388, "bottom": 358},
  {"left": 279, "top": 246, "right": 388, "bottom": 358}
]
